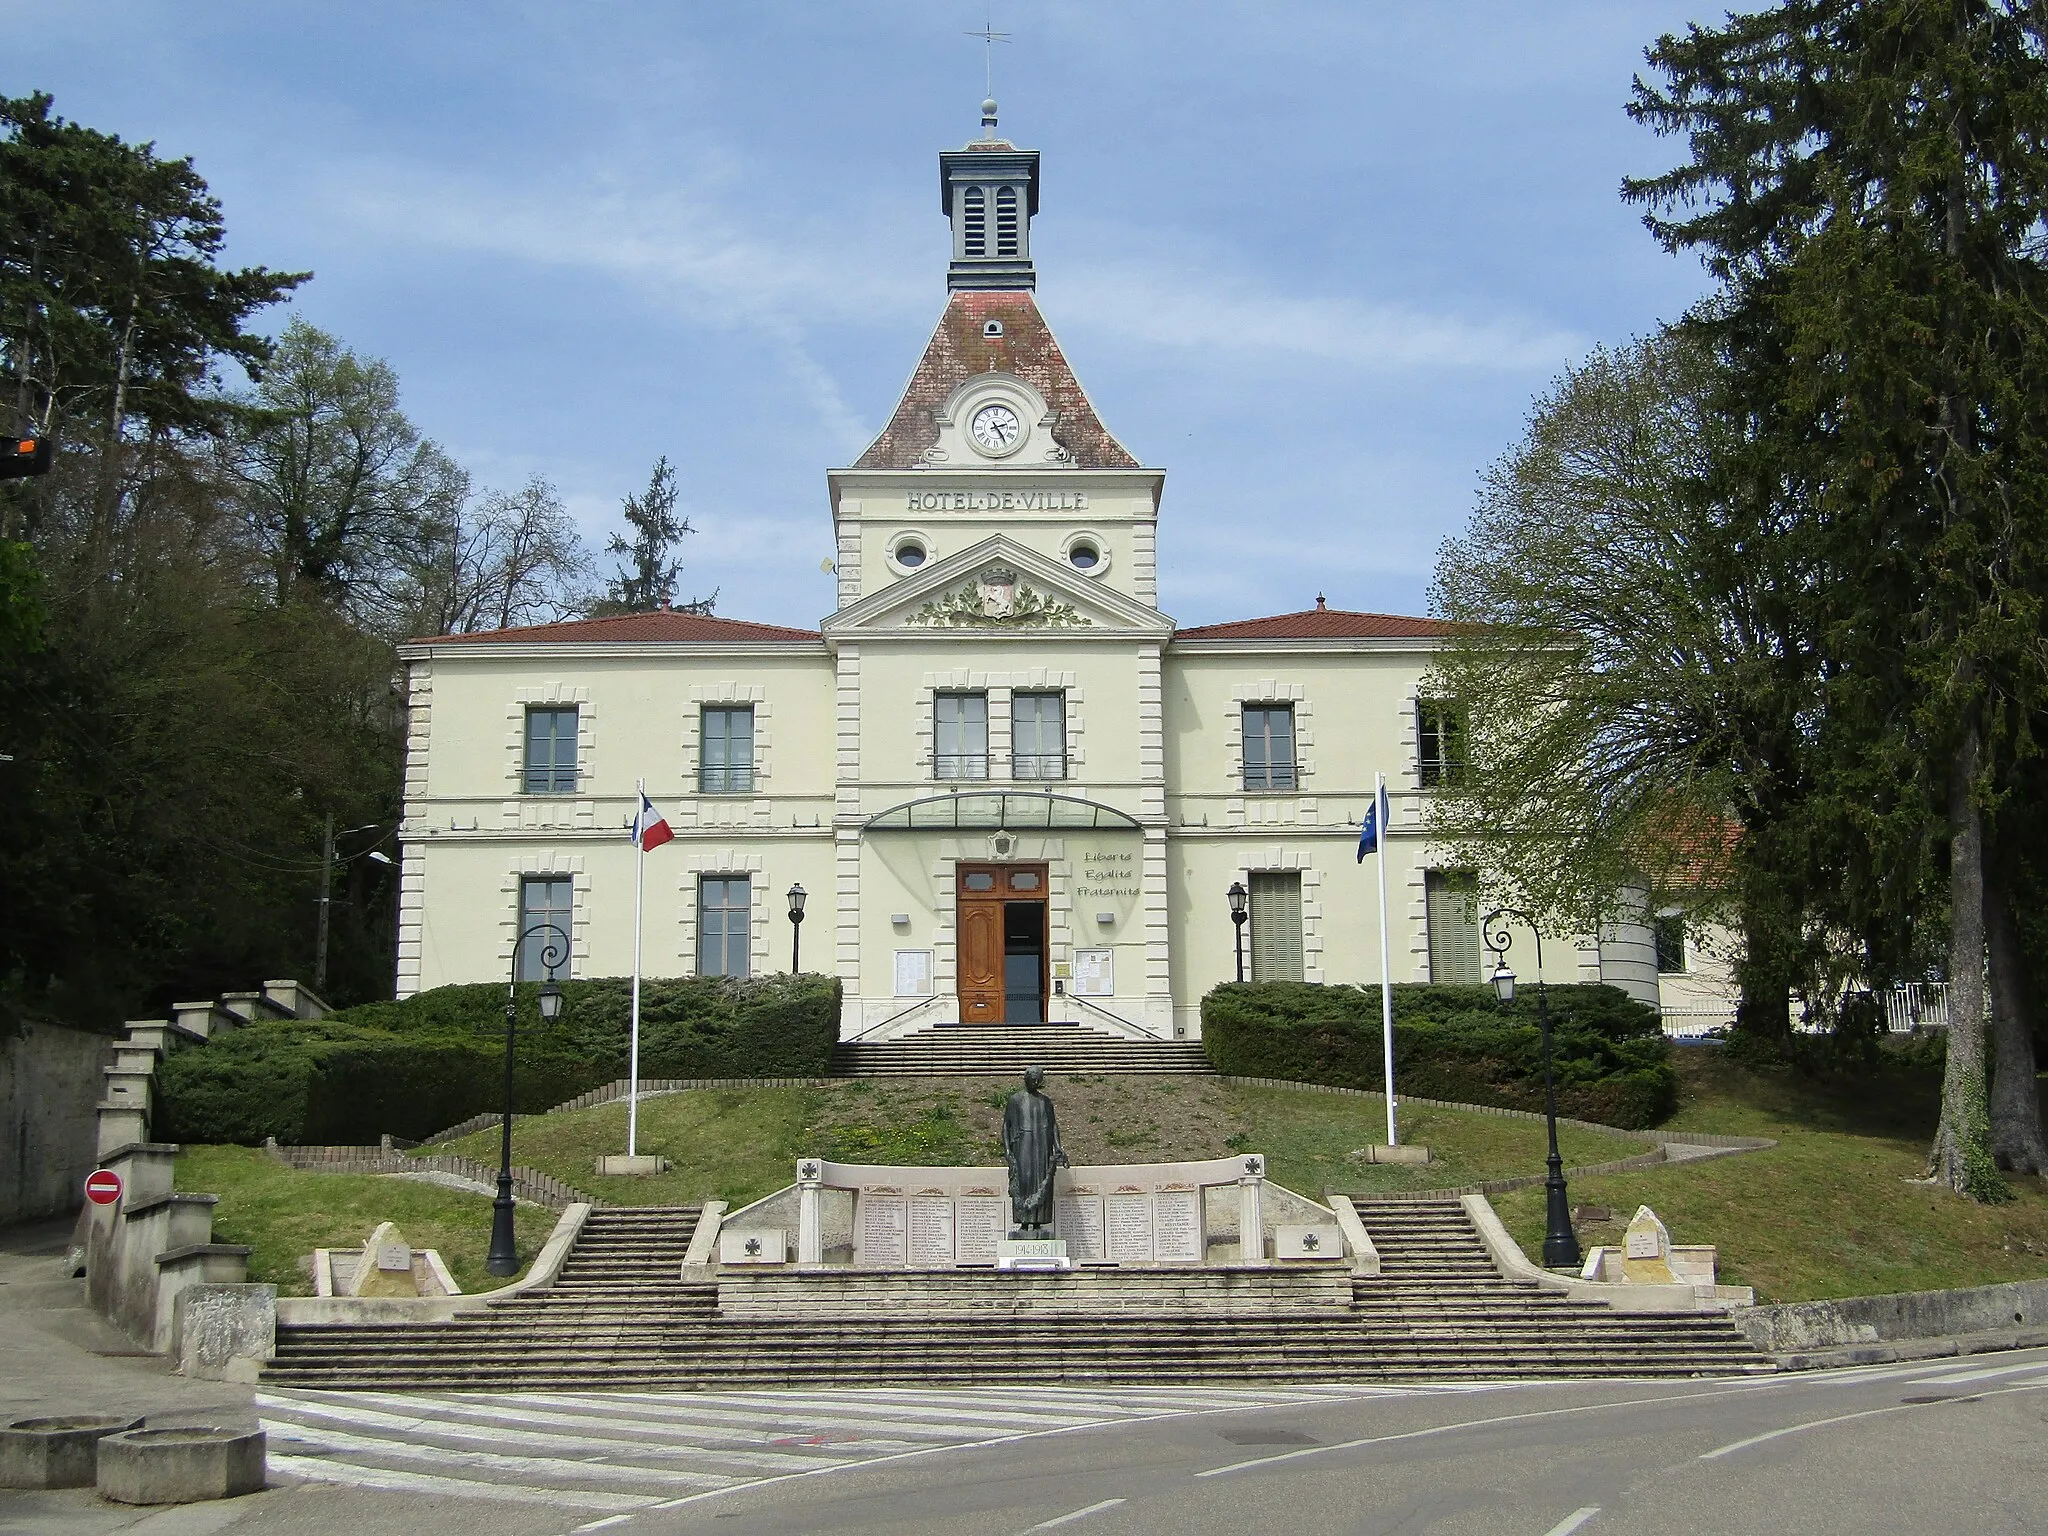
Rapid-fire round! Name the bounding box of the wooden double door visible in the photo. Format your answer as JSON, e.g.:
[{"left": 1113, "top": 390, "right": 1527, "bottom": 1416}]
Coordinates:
[{"left": 955, "top": 863, "right": 1048, "bottom": 1025}]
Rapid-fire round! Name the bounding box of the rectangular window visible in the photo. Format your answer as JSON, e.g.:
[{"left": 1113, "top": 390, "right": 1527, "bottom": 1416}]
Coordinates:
[
  {"left": 697, "top": 875, "right": 752, "bottom": 978},
  {"left": 1418, "top": 700, "right": 1467, "bottom": 788},
  {"left": 1654, "top": 912, "right": 1688, "bottom": 975},
  {"left": 700, "top": 705, "right": 755, "bottom": 794},
  {"left": 1011, "top": 692, "right": 1066, "bottom": 780},
  {"left": 935, "top": 692, "right": 989, "bottom": 780},
  {"left": 1241, "top": 704, "right": 1297, "bottom": 791},
  {"left": 523, "top": 706, "right": 579, "bottom": 794},
  {"left": 1248, "top": 871, "right": 1305, "bottom": 983},
  {"left": 1425, "top": 869, "right": 1482, "bottom": 984},
  {"left": 517, "top": 876, "right": 574, "bottom": 981}
]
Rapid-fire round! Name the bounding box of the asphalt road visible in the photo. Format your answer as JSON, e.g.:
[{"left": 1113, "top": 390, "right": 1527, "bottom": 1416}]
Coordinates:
[
  {"left": 632, "top": 1349, "right": 2048, "bottom": 1536},
  {"left": 7, "top": 1211, "right": 2046, "bottom": 1536}
]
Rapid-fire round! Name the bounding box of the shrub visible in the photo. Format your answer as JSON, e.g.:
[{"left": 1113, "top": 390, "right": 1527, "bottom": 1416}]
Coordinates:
[
  {"left": 1200, "top": 980, "right": 1676, "bottom": 1129},
  {"left": 155, "top": 972, "right": 842, "bottom": 1145}
]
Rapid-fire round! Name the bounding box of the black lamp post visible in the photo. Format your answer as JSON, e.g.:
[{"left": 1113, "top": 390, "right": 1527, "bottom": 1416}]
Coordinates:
[
  {"left": 1480, "top": 907, "right": 1581, "bottom": 1271},
  {"left": 1228, "top": 881, "right": 1249, "bottom": 982},
  {"left": 787, "top": 882, "right": 807, "bottom": 973},
  {"left": 488, "top": 923, "right": 568, "bottom": 1277}
]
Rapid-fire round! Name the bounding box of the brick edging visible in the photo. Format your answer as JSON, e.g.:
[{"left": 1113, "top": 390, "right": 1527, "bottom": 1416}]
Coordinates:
[
  {"left": 413, "top": 1077, "right": 831, "bottom": 1146},
  {"left": 1218, "top": 1075, "right": 1774, "bottom": 1202},
  {"left": 262, "top": 1140, "right": 602, "bottom": 1211}
]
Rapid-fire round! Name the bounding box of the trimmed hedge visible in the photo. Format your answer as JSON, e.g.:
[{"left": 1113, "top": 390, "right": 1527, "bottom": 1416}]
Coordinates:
[
  {"left": 155, "top": 972, "right": 841, "bottom": 1146},
  {"left": 1201, "top": 981, "right": 1676, "bottom": 1129}
]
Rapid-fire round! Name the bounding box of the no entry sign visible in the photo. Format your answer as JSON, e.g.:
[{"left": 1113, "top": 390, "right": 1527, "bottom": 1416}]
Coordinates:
[{"left": 84, "top": 1169, "right": 122, "bottom": 1206}]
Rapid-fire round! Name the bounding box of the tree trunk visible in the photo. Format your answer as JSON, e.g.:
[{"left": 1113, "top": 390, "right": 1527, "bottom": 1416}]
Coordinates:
[
  {"left": 1929, "top": 722, "right": 2004, "bottom": 1198},
  {"left": 1986, "top": 865, "right": 2047, "bottom": 1175},
  {"left": 1733, "top": 863, "right": 1795, "bottom": 1038}
]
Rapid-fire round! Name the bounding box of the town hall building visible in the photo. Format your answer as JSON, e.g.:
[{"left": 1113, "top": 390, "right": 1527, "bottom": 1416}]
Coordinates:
[{"left": 394, "top": 105, "right": 1671, "bottom": 1038}]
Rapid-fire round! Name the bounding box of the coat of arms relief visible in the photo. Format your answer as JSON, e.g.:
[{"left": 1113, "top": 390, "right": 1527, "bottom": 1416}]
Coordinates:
[{"left": 904, "top": 565, "right": 1091, "bottom": 628}]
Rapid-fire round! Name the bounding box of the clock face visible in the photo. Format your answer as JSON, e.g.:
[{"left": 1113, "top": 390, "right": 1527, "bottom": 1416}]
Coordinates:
[{"left": 969, "top": 402, "right": 1022, "bottom": 452}]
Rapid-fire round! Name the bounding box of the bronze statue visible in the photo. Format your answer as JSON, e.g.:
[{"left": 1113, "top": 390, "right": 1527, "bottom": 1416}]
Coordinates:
[{"left": 1000, "top": 1066, "right": 1069, "bottom": 1234}]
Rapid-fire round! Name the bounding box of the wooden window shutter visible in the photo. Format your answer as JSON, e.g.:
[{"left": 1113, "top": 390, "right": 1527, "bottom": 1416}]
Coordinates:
[
  {"left": 1248, "top": 871, "right": 1304, "bottom": 983},
  {"left": 1426, "top": 870, "right": 1482, "bottom": 984}
]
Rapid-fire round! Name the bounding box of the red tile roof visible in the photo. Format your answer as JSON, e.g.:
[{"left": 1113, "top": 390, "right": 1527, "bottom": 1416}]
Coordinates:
[
  {"left": 855, "top": 291, "right": 1139, "bottom": 470},
  {"left": 414, "top": 611, "right": 820, "bottom": 645},
  {"left": 1174, "top": 607, "right": 1454, "bottom": 640}
]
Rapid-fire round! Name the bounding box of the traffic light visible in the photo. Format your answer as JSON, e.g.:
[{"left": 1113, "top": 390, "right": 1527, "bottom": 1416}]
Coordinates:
[{"left": 0, "top": 437, "right": 53, "bottom": 480}]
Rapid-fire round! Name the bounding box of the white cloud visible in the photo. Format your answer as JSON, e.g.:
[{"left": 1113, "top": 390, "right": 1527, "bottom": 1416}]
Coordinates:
[{"left": 1055, "top": 261, "right": 1586, "bottom": 372}]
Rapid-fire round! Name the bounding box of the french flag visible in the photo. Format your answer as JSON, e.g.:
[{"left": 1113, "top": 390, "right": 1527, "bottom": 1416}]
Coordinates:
[{"left": 633, "top": 791, "right": 674, "bottom": 852}]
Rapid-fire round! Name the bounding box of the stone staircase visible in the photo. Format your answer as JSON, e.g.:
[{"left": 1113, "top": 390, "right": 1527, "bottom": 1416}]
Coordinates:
[
  {"left": 1344, "top": 1199, "right": 1767, "bottom": 1378},
  {"left": 80, "top": 980, "right": 330, "bottom": 1356},
  {"left": 831, "top": 1023, "right": 1212, "bottom": 1077},
  {"left": 260, "top": 1200, "right": 1771, "bottom": 1390}
]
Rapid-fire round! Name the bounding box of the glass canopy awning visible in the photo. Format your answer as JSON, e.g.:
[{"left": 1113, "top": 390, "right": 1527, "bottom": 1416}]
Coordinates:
[{"left": 862, "top": 792, "right": 1143, "bottom": 832}]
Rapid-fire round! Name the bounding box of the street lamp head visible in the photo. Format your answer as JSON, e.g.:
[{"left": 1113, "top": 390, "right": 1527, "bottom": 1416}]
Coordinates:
[
  {"left": 1490, "top": 961, "right": 1516, "bottom": 1006},
  {"left": 1227, "top": 881, "right": 1248, "bottom": 922},
  {"left": 787, "top": 882, "right": 807, "bottom": 920},
  {"left": 366, "top": 850, "right": 394, "bottom": 866},
  {"left": 537, "top": 978, "right": 564, "bottom": 1022}
]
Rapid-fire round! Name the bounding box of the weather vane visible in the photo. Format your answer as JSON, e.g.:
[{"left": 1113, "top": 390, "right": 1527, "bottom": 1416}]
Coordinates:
[{"left": 966, "top": 7, "right": 1011, "bottom": 101}]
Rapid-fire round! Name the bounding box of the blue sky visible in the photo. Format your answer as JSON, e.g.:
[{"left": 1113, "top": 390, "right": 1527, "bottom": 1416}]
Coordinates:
[{"left": 8, "top": 2, "right": 1714, "bottom": 628}]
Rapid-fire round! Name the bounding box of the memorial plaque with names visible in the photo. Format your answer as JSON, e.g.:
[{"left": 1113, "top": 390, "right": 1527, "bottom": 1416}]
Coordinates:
[
  {"left": 1055, "top": 1192, "right": 1105, "bottom": 1261},
  {"left": 1153, "top": 1188, "right": 1202, "bottom": 1263},
  {"left": 856, "top": 1192, "right": 907, "bottom": 1268},
  {"left": 1105, "top": 1192, "right": 1155, "bottom": 1263},
  {"left": 954, "top": 1196, "right": 1005, "bottom": 1265},
  {"left": 908, "top": 1196, "right": 956, "bottom": 1267}
]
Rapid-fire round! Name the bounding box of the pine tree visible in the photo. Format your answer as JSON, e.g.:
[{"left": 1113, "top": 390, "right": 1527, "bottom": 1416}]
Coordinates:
[
  {"left": 1627, "top": 1, "right": 2048, "bottom": 1196},
  {"left": 597, "top": 456, "right": 715, "bottom": 615}
]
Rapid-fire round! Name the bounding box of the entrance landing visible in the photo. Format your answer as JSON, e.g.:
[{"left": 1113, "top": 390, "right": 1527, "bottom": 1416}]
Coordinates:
[{"left": 829, "top": 1024, "right": 1212, "bottom": 1077}]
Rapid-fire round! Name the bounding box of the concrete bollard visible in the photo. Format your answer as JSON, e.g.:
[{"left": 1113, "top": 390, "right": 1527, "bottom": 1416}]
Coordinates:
[
  {"left": 96, "top": 1426, "right": 266, "bottom": 1505},
  {"left": 0, "top": 1415, "right": 144, "bottom": 1489}
]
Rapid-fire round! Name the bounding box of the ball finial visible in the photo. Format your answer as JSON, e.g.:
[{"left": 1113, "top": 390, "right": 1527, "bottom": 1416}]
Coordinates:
[{"left": 981, "top": 97, "right": 999, "bottom": 133}]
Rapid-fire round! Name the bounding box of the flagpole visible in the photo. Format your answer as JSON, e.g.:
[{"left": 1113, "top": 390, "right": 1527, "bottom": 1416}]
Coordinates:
[
  {"left": 1375, "top": 773, "right": 1397, "bottom": 1146},
  {"left": 628, "top": 778, "right": 645, "bottom": 1160}
]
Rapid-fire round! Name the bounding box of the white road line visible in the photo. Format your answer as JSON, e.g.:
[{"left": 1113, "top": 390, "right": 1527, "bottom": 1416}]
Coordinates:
[
  {"left": 1541, "top": 1508, "right": 1600, "bottom": 1536},
  {"left": 1195, "top": 1384, "right": 1786, "bottom": 1479},
  {"left": 256, "top": 1396, "right": 840, "bottom": 1471},
  {"left": 574, "top": 1519, "right": 636, "bottom": 1533},
  {"left": 1699, "top": 1404, "right": 1919, "bottom": 1460},
  {"left": 257, "top": 1419, "right": 739, "bottom": 1489},
  {"left": 492, "top": 1389, "right": 1106, "bottom": 1439},
  {"left": 600, "top": 1389, "right": 1154, "bottom": 1429},
  {"left": 1904, "top": 1359, "right": 2048, "bottom": 1386},
  {"left": 339, "top": 1390, "right": 944, "bottom": 1450},
  {"left": 267, "top": 1453, "right": 655, "bottom": 1512},
  {"left": 1025, "top": 1497, "right": 1126, "bottom": 1529}
]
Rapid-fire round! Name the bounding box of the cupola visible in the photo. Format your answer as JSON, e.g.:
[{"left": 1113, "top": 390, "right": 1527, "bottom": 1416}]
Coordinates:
[{"left": 940, "top": 99, "right": 1040, "bottom": 291}]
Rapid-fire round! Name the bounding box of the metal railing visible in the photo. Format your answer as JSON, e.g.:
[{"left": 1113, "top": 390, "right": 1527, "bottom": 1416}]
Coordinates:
[
  {"left": 1659, "top": 982, "right": 1951, "bottom": 1039},
  {"left": 934, "top": 753, "right": 989, "bottom": 780}
]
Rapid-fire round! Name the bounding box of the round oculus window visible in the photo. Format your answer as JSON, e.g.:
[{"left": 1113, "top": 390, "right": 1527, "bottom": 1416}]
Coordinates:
[
  {"left": 969, "top": 402, "right": 1022, "bottom": 452},
  {"left": 1068, "top": 541, "right": 1100, "bottom": 570},
  {"left": 893, "top": 539, "right": 927, "bottom": 569}
]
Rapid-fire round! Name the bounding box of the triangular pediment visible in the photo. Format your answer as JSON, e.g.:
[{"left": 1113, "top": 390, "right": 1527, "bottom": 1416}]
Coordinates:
[{"left": 823, "top": 536, "right": 1173, "bottom": 638}]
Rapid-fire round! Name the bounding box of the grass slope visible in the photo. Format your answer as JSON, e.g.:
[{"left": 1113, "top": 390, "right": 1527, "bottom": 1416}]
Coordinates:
[
  {"left": 423, "top": 1075, "right": 1648, "bottom": 1209},
  {"left": 176, "top": 1145, "right": 556, "bottom": 1296},
  {"left": 1493, "top": 1051, "right": 2048, "bottom": 1304}
]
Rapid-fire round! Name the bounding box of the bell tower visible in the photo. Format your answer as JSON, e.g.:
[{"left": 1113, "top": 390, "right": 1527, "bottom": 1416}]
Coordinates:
[{"left": 940, "top": 99, "right": 1040, "bottom": 291}]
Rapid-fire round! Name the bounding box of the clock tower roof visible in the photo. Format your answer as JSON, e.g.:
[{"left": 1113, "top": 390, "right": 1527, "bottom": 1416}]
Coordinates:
[{"left": 854, "top": 290, "right": 1138, "bottom": 471}]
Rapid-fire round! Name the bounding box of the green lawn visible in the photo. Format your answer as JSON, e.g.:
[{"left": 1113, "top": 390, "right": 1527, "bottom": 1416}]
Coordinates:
[
  {"left": 1493, "top": 1050, "right": 2048, "bottom": 1303},
  {"left": 422, "top": 1076, "right": 1649, "bottom": 1211},
  {"left": 176, "top": 1144, "right": 556, "bottom": 1296}
]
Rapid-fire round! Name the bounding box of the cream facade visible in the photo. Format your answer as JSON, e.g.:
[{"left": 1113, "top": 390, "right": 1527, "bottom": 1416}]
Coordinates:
[{"left": 394, "top": 110, "right": 1652, "bottom": 1038}]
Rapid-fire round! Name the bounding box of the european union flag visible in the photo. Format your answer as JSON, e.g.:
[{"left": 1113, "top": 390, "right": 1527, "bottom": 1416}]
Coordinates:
[{"left": 1357, "top": 780, "right": 1391, "bottom": 862}]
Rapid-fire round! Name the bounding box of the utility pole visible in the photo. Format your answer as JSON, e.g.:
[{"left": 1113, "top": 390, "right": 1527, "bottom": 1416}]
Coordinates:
[{"left": 315, "top": 812, "right": 334, "bottom": 992}]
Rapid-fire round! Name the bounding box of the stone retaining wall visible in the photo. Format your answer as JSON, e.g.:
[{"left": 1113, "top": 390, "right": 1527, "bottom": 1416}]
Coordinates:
[{"left": 1738, "top": 1276, "right": 2048, "bottom": 1353}]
